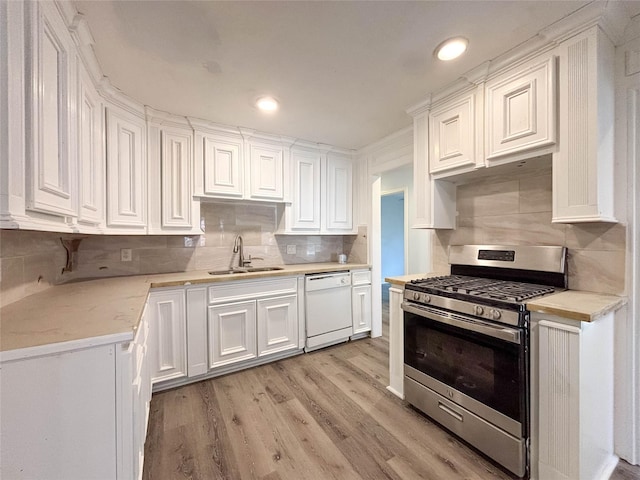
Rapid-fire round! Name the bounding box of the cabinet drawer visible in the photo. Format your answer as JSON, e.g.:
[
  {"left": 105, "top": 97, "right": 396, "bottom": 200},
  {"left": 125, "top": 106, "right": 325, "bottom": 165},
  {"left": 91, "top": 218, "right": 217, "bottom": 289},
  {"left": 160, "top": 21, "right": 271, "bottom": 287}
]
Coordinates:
[
  {"left": 208, "top": 277, "right": 297, "bottom": 304},
  {"left": 351, "top": 269, "right": 371, "bottom": 285}
]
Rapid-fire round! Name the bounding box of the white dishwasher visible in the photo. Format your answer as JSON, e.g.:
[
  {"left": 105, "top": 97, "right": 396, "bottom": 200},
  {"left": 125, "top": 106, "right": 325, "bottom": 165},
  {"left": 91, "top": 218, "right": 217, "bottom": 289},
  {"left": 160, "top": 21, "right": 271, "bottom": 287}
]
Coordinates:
[{"left": 305, "top": 271, "right": 352, "bottom": 351}]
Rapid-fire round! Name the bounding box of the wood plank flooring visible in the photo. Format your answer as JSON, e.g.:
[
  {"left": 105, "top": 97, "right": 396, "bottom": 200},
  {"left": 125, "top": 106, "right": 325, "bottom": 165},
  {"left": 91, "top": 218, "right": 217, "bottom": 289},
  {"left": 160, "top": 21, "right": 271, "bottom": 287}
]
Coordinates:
[{"left": 143, "top": 291, "right": 639, "bottom": 480}]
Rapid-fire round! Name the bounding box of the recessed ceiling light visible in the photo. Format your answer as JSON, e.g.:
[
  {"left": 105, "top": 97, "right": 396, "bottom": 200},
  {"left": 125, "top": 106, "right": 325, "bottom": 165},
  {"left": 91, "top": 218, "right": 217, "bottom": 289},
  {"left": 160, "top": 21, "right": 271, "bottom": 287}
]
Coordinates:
[
  {"left": 435, "top": 37, "right": 469, "bottom": 61},
  {"left": 256, "top": 96, "right": 279, "bottom": 112}
]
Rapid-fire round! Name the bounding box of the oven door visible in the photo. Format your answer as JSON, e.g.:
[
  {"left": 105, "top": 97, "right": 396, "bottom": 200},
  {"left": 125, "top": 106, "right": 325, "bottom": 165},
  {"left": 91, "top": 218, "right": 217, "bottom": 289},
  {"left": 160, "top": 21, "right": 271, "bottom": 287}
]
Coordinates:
[{"left": 402, "top": 301, "right": 528, "bottom": 438}]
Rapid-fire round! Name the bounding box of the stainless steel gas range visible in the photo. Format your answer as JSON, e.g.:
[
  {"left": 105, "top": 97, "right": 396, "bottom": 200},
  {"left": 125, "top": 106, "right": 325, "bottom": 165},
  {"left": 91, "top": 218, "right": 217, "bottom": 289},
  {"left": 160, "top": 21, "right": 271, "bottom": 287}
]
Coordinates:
[{"left": 402, "top": 245, "right": 567, "bottom": 478}]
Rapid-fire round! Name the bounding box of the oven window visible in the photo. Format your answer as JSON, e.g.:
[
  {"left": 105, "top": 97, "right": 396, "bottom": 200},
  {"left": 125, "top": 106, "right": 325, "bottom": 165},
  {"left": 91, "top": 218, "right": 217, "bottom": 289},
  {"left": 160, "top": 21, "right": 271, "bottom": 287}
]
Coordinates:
[{"left": 404, "top": 311, "right": 524, "bottom": 422}]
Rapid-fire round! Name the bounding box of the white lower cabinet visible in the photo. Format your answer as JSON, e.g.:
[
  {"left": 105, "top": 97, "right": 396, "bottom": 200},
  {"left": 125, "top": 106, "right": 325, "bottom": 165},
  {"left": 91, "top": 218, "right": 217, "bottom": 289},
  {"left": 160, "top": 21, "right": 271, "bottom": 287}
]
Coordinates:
[
  {"left": 208, "top": 299, "right": 258, "bottom": 368},
  {"left": 0, "top": 307, "right": 152, "bottom": 480},
  {"left": 351, "top": 269, "right": 372, "bottom": 336},
  {"left": 148, "top": 289, "right": 187, "bottom": 383},
  {"left": 207, "top": 277, "right": 302, "bottom": 372},
  {"left": 531, "top": 312, "right": 616, "bottom": 480},
  {"left": 257, "top": 295, "right": 298, "bottom": 356}
]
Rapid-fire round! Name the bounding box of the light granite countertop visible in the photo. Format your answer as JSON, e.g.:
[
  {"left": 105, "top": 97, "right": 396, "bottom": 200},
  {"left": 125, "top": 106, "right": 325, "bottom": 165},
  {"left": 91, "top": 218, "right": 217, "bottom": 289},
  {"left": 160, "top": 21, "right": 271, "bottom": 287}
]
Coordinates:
[
  {"left": 0, "top": 262, "right": 369, "bottom": 360},
  {"left": 526, "top": 290, "right": 627, "bottom": 322},
  {"left": 384, "top": 272, "right": 626, "bottom": 323}
]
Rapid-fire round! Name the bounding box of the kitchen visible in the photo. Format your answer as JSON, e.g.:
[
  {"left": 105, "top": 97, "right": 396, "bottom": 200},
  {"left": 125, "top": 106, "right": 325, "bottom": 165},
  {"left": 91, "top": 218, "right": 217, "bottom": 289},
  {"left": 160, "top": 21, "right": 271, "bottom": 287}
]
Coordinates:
[{"left": 1, "top": 1, "right": 639, "bottom": 479}]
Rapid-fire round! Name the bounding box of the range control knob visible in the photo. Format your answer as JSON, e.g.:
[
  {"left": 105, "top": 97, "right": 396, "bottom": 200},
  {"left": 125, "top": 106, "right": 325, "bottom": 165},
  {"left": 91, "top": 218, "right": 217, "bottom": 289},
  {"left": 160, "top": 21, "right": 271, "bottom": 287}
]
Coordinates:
[
  {"left": 474, "top": 305, "right": 484, "bottom": 316},
  {"left": 424, "top": 295, "right": 431, "bottom": 303},
  {"left": 413, "top": 292, "right": 421, "bottom": 301},
  {"left": 490, "top": 309, "right": 502, "bottom": 320}
]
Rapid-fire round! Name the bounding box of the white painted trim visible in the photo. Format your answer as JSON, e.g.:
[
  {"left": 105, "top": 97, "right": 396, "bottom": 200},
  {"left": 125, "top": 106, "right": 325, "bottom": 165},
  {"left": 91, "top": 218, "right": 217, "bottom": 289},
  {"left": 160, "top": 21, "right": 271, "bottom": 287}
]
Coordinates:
[
  {"left": 370, "top": 176, "right": 382, "bottom": 338},
  {"left": 381, "top": 187, "right": 409, "bottom": 276}
]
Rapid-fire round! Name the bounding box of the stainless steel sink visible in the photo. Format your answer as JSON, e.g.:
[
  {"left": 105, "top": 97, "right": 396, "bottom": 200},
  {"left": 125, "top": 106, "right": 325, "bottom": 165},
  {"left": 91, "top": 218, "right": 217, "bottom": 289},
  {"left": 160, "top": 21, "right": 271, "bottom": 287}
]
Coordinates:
[
  {"left": 245, "top": 266, "right": 284, "bottom": 272},
  {"left": 208, "top": 266, "right": 284, "bottom": 276}
]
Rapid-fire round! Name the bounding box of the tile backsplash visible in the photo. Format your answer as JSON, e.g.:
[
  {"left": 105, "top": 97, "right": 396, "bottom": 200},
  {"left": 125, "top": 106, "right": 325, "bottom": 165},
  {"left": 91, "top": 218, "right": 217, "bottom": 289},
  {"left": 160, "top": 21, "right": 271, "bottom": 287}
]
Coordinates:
[
  {"left": 433, "top": 169, "right": 626, "bottom": 295},
  {"left": 0, "top": 202, "right": 366, "bottom": 307}
]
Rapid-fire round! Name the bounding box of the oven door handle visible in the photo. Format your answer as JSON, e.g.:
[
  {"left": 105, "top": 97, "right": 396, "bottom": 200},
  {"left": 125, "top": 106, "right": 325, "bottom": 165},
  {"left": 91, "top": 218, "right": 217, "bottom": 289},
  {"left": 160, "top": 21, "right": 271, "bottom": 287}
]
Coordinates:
[{"left": 402, "top": 302, "right": 521, "bottom": 344}]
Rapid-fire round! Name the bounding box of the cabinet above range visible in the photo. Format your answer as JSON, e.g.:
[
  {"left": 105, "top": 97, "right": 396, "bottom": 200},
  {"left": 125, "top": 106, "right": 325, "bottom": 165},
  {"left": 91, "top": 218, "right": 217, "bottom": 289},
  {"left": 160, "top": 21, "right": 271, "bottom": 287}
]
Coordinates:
[{"left": 407, "top": 3, "right": 626, "bottom": 229}]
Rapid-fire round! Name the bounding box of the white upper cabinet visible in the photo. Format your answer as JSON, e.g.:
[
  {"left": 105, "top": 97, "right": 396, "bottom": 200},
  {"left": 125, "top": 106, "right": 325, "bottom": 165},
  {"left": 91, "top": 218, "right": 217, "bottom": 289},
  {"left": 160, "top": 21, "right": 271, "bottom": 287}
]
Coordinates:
[
  {"left": 249, "top": 141, "right": 285, "bottom": 200},
  {"left": 429, "top": 89, "right": 481, "bottom": 176},
  {"left": 202, "top": 133, "right": 244, "bottom": 198},
  {"left": 410, "top": 108, "right": 456, "bottom": 229},
  {"left": 485, "top": 56, "right": 557, "bottom": 164},
  {"left": 25, "top": 1, "right": 77, "bottom": 218},
  {"left": 105, "top": 106, "right": 147, "bottom": 230},
  {"left": 289, "top": 148, "right": 322, "bottom": 231},
  {"left": 147, "top": 109, "right": 201, "bottom": 234},
  {"left": 553, "top": 26, "right": 616, "bottom": 223},
  {"left": 278, "top": 148, "right": 355, "bottom": 234},
  {"left": 325, "top": 153, "right": 353, "bottom": 231},
  {"left": 76, "top": 62, "right": 104, "bottom": 227}
]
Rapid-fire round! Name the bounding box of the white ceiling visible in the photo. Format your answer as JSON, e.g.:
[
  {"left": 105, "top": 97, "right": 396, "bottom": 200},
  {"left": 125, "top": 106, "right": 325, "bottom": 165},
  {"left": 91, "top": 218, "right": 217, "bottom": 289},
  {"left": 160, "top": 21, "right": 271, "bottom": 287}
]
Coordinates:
[{"left": 75, "top": 1, "right": 619, "bottom": 150}]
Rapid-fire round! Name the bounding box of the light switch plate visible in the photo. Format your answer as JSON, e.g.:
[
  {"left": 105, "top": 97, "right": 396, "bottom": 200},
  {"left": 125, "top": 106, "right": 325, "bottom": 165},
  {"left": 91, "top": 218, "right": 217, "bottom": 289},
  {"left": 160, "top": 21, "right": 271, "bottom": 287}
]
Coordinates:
[
  {"left": 120, "top": 248, "right": 132, "bottom": 262},
  {"left": 306, "top": 245, "right": 315, "bottom": 255},
  {"left": 286, "top": 245, "right": 296, "bottom": 255}
]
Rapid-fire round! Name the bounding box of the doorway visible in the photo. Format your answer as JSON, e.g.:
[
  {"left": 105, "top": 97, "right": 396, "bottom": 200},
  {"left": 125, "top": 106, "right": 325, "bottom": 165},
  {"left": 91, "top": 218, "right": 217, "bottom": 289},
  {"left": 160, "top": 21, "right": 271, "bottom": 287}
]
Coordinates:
[{"left": 381, "top": 189, "right": 407, "bottom": 303}]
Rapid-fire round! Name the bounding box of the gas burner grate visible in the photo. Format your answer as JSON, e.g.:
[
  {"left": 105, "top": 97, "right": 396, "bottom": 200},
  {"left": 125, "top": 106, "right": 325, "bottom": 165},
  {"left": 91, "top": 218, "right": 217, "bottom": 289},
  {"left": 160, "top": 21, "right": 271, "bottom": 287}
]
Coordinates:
[{"left": 409, "top": 275, "right": 556, "bottom": 303}]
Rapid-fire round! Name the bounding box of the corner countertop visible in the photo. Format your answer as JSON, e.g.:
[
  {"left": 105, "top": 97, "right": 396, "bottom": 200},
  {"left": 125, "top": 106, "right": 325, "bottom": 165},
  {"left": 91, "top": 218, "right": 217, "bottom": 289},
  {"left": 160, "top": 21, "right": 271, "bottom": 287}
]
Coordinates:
[
  {"left": 0, "top": 262, "right": 370, "bottom": 360},
  {"left": 384, "top": 272, "right": 626, "bottom": 324},
  {"left": 526, "top": 290, "right": 627, "bottom": 323}
]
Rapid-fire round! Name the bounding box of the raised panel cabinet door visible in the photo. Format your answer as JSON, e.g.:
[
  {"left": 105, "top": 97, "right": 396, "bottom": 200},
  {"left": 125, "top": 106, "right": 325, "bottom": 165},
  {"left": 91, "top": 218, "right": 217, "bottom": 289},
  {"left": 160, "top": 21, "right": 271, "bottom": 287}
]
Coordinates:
[
  {"left": 352, "top": 284, "right": 372, "bottom": 334},
  {"left": 428, "top": 92, "right": 476, "bottom": 174},
  {"left": 249, "top": 143, "right": 284, "bottom": 200},
  {"left": 486, "top": 56, "right": 557, "bottom": 161},
  {"left": 26, "top": 1, "right": 76, "bottom": 217},
  {"left": 326, "top": 154, "right": 353, "bottom": 231},
  {"left": 257, "top": 295, "right": 298, "bottom": 357},
  {"left": 203, "top": 135, "right": 243, "bottom": 197},
  {"left": 149, "top": 290, "right": 187, "bottom": 384},
  {"left": 77, "top": 63, "right": 103, "bottom": 225},
  {"left": 291, "top": 149, "right": 321, "bottom": 230},
  {"left": 105, "top": 107, "right": 147, "bottom": 228},
  {"left": 208, "top": 300, "right": 257, "bottom": 369},
  {"left": 161, "top": 128, "right": 192, "bottom": 228}
]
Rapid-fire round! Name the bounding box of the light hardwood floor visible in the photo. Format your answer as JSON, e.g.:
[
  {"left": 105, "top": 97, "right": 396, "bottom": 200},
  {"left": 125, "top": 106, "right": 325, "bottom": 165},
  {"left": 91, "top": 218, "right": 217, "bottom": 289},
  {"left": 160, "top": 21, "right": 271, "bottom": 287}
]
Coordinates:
[{"left": 143, "top": 291, "right": 639, "bottom": 480}]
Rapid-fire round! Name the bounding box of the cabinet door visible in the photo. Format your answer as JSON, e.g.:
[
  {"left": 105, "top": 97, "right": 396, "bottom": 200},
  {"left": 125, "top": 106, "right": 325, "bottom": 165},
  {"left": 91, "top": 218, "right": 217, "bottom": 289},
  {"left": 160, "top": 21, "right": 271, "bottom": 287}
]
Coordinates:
[
  {"left": 325, "top": 154, "right": 353, "bottom": 231},
  {"left": 249, "top": 142, "right": 284, "bottom": 200},
  {"left": 553, "top": 26, "right": 616, "bottom": 223},
  {"left": 429, "top": 91, "right": 477, "bottom": 175},
  {"left": 290, "top": 149, "right": 321, "bottom": 230},
  {"left": 26, "top": 1, "right": 76, "bottom": 217},
  {"left": 486, "top": 56, "right": 556, "bottom": 161},
  {"left": 105, "top": 107, "right": 147, "bottom": 229},
  {"left": 149, "top": 290, "right": 187, "bottom": 383},
  {"left": 77, "top": 63, "right": 104, "bottom": 226},
  {"left": 203, "top": 135, "right": 243, "bottom": 198},
  {"left": 257, "top": 295, "right": 298, "bottom": 356},
  {"left": 208, "top": 300, "right": 257, "bottom": 369},
  {"left": 352, "top": 284, "right": 372, "bottom": 334},
  {"left": 161, "top": 127, "right": 192, "bottom": 228}
]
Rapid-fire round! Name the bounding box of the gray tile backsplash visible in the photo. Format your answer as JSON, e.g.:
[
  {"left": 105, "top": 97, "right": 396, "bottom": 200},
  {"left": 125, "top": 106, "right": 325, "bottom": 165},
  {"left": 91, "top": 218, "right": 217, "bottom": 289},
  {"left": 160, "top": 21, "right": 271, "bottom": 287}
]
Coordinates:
[
  {"left": 0, "top": 203, "right": 361, "bottom": 307},
  {"left": 433, "top": 172, "right": 626, "bottom": 295}
]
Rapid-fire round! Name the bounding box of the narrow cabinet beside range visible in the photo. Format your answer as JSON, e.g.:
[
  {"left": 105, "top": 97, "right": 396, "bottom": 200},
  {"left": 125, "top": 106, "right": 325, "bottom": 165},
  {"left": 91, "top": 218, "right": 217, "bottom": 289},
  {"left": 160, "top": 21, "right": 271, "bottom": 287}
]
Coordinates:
[{"left": 351, "top": 269, "right": 372, "bottom": 337}]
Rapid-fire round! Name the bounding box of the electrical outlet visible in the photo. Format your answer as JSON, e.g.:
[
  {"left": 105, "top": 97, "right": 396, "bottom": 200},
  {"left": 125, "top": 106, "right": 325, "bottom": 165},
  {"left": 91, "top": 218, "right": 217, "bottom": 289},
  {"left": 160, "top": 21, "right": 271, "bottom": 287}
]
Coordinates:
[
  {"left": 286, "top": 244, "right": 296, "bottom": 255},
  {"left": 306, "top": 245, "right": 315, "bottom": 256},
  {"left": 120, "top": 248, "right": 132, "bottom": 262}
]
